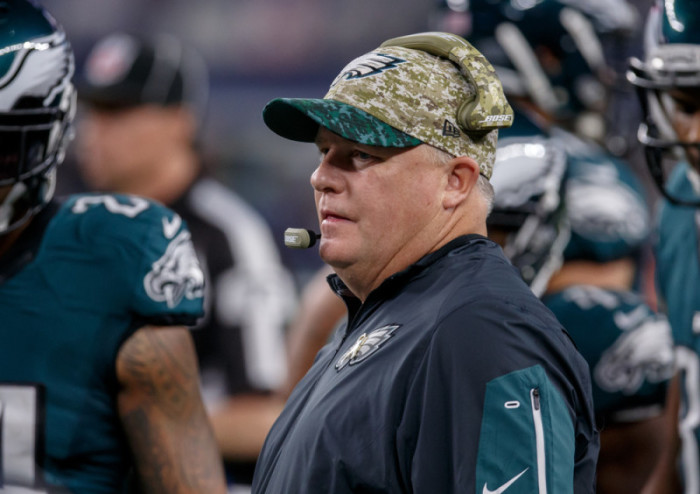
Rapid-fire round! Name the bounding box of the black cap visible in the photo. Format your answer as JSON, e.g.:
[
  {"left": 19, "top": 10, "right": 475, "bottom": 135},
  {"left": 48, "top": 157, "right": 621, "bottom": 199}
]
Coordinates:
[{"left": 77, "top": 32, "right": 208, "bottom": 119}]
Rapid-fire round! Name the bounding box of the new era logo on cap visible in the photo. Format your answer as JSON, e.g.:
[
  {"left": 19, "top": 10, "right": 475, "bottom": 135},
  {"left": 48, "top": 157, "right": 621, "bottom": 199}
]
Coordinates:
[{"left": 442, "top": 120, "right": 461, "bottom": 138}]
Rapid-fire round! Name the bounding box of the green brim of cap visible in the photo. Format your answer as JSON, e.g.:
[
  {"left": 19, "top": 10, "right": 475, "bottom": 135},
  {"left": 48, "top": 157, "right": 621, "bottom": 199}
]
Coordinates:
[{"left": 262, "top": 98, "right": 422, "bottom": 148}]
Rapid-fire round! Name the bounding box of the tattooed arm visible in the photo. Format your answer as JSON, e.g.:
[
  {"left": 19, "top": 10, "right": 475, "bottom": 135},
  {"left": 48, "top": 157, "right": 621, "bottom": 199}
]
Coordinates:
[{"left": 116, "top": 325, "right": 227, "bottom": 494}]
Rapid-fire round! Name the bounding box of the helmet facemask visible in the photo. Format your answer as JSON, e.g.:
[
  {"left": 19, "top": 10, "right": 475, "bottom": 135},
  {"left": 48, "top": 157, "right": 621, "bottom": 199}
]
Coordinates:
[
  {"left": 627, "top": 0, "right": 700, "bottom": 206},
  {"left": 634, "top": 82, "right": 700, "bottom": 205}
]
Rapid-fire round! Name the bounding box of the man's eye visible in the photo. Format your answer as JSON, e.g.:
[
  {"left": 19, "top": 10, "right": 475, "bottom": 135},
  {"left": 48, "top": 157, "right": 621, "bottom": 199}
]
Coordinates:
[
  {"left": 354, "top": 151, "right": 373, "bottom": 160},
  {"left": 674, "top": 99, "right": 699, "bottom": 116}
]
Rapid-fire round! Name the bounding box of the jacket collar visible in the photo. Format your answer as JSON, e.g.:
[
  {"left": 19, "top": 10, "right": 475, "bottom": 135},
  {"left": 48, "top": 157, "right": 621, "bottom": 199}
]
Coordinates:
[{"left": 328, "top": 233, "right": 490, "bottom": 314}]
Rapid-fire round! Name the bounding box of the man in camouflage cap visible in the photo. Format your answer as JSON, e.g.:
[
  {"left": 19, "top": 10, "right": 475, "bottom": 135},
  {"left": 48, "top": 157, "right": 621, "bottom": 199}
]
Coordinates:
[{"left": 253, "top": 32, "right": 598, "bottom": 494}]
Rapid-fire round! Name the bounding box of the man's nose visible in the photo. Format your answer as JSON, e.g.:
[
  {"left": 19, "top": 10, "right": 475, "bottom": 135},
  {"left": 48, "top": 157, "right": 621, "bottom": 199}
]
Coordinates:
[{"left": 310, "top": 152, "right": 343, "bottom": 193}]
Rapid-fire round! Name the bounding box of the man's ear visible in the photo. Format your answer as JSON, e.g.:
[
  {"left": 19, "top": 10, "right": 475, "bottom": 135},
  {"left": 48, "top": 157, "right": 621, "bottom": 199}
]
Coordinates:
[{"left": 442, "top": 156, "right": 481, "bottom": 209}]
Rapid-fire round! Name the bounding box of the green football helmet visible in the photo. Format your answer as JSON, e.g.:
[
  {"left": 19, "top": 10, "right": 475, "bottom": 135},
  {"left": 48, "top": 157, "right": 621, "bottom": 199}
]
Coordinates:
[
  {"left": 487, "top": 132, "right": 570, "bottom": 297},
  {"left": 0, "top": 0, "right": 75, "bottom": 233},
  {"left": 627, "top": 0, "right": 700, "bottom": 206}
]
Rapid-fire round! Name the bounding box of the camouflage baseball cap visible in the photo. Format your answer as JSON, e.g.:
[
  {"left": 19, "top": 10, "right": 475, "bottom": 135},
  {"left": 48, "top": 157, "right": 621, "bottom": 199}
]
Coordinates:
[{"left": 263, "top": 32, "right": 513, "bottom": 179}]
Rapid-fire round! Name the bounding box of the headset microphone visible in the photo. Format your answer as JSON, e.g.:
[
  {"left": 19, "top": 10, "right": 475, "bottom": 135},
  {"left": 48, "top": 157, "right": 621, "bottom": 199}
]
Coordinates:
[{"left": 284, "top": 228, "right": 321, "bottom": 249}]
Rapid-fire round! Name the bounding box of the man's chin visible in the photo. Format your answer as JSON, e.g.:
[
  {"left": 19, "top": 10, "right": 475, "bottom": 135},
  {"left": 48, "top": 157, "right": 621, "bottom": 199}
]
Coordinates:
[{"left": 319, "top": 241, "right": 352, "bottom": 270}]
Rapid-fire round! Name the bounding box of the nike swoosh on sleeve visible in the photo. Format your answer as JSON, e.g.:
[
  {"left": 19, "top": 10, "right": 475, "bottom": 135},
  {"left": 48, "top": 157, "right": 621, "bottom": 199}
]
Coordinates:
[{"left": 162, "top": 214, "right": 182, "bottom": 239}]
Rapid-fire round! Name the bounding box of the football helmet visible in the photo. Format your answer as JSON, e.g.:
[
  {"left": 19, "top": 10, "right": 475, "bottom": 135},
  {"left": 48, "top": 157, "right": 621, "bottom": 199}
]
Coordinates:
[
  {"left": 433, "top": 0, "right": 638, "bottom": 144},
  {"left": 488, "top": 134, "right": 569, "bottom": 297},
  {"left": 0, "top": 0, "right": 75, "bottom": 233},
  {"left": 627, "top": 0, "right": 700, "bottom": 206},
  {"left": 559, "top": 145, "right": 651, "bottom": 264}
]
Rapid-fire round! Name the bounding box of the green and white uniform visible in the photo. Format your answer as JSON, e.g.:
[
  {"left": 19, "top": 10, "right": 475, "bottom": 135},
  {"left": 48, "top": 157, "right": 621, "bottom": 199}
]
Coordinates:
[{"left": 0, "top": 193, "right": 204, "bottom": 493}]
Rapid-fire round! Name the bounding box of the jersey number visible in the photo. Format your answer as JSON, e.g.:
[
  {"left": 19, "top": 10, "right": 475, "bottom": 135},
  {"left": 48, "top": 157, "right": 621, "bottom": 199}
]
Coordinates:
[
  {"left": 71, "top": 195, "right": 150, "bottom": 218},
  {"left": 0, "top": 383, "right": 47, "bottom": 492}
]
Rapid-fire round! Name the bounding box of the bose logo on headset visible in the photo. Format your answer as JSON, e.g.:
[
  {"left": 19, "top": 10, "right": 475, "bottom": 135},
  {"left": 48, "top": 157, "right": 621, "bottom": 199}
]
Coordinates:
[{"left": 481, "top": 114, "right": 513, "bottom": 124}]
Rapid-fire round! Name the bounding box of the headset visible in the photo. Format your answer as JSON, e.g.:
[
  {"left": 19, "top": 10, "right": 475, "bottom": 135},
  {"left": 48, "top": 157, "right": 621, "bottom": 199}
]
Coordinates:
[{"left": 380, "top": 31, "right": 514, "bottom": 134}]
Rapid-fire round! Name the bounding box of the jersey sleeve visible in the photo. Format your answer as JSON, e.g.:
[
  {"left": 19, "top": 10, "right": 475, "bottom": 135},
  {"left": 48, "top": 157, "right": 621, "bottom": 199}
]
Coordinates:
[
  {"left": 64, "top": 193, "right": 205, "bottom": 327},
  {"left": 398, "top": 301, "right": 598, "bottom": 494}
]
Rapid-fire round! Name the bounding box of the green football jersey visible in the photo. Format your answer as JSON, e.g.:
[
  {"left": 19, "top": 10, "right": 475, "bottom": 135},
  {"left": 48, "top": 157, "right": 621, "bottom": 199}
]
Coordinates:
[
  {"left": 655, "top": 162, "right": 700, "bottom": 491},
  {"left": 0, "top": 193, "right": 204, "bottom": 493}
]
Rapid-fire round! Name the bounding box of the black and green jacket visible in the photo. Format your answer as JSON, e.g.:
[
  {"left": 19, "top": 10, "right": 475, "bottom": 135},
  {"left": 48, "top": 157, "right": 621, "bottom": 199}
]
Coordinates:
[{"left": 253, "top": 235, "right": 599, "bottom": 493}]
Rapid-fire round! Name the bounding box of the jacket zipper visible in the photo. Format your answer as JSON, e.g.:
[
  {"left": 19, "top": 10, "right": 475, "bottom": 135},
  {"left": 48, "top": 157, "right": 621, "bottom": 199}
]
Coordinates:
[{"left": 531, "top": 388, "right": 547, "bottom": 494}]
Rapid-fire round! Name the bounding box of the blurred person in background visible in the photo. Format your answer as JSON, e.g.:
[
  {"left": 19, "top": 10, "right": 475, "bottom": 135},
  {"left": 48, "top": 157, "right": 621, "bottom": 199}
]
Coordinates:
[
  {"left": 74, "top": 32, "right": 297, "bottom": 490},
  {"left": 487, "top": 134, "right": 674, "bottom": 494},
  {"left": 628, "top": 1, "right": 700, "bottom": 492},
  {"left": 0, "top": 2, "right": 226, "bottom": 492}
]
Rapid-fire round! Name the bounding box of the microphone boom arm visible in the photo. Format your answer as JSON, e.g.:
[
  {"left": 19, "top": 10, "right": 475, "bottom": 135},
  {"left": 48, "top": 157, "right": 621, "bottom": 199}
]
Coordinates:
[{"left": 284, "top": 228, "right": 321, "bottom": 249}]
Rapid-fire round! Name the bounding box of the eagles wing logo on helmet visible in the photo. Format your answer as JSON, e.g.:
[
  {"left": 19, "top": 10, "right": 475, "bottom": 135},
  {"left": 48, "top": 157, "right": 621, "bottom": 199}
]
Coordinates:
[
  {"left": 335, "top": 325, "right": 399, "bottom": 371},
  {"left": 566, "top": 177, "right": 649, "bottom": 246},
  {"left": 491, "top": 139, "right": 565, "bottom": 208},
  {"left": 0, "top": 30, "right": 74, "bottom": 112},
  {"left": 144, "top": 231, "right": 205, "bottom": 308}
]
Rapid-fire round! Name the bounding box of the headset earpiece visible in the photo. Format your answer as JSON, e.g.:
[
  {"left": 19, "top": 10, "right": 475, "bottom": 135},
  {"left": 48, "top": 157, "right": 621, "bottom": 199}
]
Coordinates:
[{"left": 380, "top": 32, "right": 513, "bottom": 134}]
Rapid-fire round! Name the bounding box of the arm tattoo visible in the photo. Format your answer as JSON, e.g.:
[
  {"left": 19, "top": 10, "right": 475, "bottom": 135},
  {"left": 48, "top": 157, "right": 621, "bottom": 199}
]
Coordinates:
[
  {"left": 118, "top": 327, "right": 196, "bottom": 418},
  {"left": 117, "top": 326, "right": 226, "bottom": 494}
]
